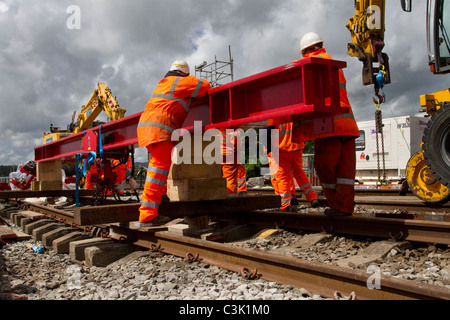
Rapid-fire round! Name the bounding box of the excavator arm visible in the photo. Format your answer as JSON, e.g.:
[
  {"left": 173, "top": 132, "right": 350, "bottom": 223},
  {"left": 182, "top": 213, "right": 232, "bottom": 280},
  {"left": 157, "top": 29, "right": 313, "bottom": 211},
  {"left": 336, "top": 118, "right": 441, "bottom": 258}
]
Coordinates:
[
  {"left": 72, "top": 83, "right": 126, "bottom": 134},
  {"left": 43, "top": 83, "right": 126, "bottom": 144}
]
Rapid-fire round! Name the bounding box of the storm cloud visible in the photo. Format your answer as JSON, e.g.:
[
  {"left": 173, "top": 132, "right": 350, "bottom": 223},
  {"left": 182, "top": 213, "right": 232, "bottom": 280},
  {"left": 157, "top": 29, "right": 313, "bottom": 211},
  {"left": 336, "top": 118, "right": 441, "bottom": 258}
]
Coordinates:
[{"left": 0, "top": 0, "right": 445, "bottom": 164}]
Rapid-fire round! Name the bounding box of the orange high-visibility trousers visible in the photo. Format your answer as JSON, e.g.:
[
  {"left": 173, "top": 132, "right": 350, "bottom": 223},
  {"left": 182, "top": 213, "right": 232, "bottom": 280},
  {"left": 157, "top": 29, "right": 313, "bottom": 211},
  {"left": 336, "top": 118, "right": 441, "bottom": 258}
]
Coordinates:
[
  {"left": 268, "top": 153, "right": 295, "bottom": 197},
  {"left": 237, "top": 164, "right": 247, "bottom": 193},
  {"left": 222, "top": 164, "right": 247, "bottom": 196},
  {"left": 139, "top": 141, "right": 174, "bottom": 223},
  {"left": 314, "top": 137, "right": 356, "bottom": 213},
  {"left": 222, "top": 164, "right": 237, "bottom": 196},
  {"left": 277, "top": 150, "right": 317, "bottom": 210}
]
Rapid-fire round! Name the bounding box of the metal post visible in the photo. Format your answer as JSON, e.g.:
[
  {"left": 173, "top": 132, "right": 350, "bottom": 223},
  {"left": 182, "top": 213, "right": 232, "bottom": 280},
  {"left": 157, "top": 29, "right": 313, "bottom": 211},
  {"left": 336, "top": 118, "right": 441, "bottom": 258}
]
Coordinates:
[{"left": 75, "top": 153, "right": 80, "bottom": 207}]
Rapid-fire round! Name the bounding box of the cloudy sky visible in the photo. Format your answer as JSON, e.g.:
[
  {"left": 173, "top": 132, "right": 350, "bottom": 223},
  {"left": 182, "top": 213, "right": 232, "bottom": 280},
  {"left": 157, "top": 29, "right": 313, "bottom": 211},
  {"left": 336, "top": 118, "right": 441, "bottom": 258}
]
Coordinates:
[{"left": 0, "top": 0, "right": 446, "bottom": 165}]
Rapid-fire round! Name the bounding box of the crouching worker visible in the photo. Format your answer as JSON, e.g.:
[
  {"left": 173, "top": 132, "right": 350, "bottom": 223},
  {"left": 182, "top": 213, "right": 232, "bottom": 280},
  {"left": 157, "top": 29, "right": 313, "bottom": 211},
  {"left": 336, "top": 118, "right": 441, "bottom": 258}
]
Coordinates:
[{"left": 136, "top": 60, "right": 210, "bottom": 227}]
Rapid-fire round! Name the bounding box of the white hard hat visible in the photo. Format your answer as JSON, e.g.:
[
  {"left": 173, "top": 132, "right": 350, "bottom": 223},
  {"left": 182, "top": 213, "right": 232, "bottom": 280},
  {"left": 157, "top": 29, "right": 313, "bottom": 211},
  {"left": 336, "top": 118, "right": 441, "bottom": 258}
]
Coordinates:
[
  {"left": 170, "top": 59, "right": 190, "bottom": 75},
  {"left": 300, "top": 32, "right": 324, "bottom": 54}
]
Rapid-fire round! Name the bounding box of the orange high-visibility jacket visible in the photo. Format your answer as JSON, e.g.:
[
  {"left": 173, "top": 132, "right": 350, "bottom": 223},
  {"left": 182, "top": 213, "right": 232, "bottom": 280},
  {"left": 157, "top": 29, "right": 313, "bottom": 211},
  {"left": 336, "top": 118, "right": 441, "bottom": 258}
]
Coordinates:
[
  {"left": 277, "top": 122, "right": 304, "bottom": 152},
  {"left": 138, "top": 75, "right": 210, "bottom": 148},
  {"left": 221, "top": 130, "right": 234, "bottom": 162},
  {"left": 294, "top": 49, "right": 360, "bottom": 140}
]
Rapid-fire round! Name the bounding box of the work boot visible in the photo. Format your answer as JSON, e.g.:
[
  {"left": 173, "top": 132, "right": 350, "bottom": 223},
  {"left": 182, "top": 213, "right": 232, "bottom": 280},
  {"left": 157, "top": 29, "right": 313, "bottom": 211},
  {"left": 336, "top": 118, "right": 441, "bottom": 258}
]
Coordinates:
[
  {"left": 281, "top": 206, "right": 292, "bottom": 212},
  {"left": 237, "top": 191, "right": 249, "bottom": 197},
  {"left": 323, "top": 208, "right": 352, "bottom": 217},
  {"left": 134, "top": 215, "right": 171, "bottom": 228},
  {"left": 310, "top": 199, "right": 319, "bottom": 208},
  {"left": 291, "top": 198, "right": 299, "bottom": 206}
]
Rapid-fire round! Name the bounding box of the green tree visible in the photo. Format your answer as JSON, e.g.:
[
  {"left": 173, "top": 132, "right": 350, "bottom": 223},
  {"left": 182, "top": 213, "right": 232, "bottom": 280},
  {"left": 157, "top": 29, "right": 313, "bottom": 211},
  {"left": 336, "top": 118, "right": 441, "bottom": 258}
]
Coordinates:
[{"left": 0, "top": 165, "right": 17, "bottom": 177}]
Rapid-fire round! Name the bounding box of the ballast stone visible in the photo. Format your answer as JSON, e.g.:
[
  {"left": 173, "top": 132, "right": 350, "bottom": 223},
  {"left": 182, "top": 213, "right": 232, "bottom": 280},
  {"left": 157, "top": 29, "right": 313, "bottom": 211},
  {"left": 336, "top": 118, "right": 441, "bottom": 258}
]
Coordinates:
[{"left": 336, "top": 240, "right": 410, "bottom": 268}]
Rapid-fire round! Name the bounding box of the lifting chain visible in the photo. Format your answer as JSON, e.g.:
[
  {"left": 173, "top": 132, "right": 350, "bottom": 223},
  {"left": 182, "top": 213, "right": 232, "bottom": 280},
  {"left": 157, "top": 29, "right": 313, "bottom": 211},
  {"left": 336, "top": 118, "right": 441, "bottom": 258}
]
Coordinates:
[{"left": 375, "top": 102, "right": 387, "bottom": 187}]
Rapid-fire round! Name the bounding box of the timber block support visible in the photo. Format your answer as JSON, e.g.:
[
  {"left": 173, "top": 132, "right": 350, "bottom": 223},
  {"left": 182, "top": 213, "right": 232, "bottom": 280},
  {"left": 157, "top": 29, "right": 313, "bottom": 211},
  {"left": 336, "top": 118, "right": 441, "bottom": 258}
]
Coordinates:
[
  {"left": 35, "top": 160, "right": 63, "bottom": 191},
  {"left": 167, "top": 140, "right": 227, "bottom": 201}
]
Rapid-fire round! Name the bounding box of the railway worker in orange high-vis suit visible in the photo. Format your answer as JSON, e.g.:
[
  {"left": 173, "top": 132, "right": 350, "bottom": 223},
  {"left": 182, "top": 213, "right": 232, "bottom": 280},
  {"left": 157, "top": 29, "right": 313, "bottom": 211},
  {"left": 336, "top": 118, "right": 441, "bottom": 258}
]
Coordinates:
[
  {"left": 113, "top": 159, "right": 127, "bottom": 186},
  {"left": 275, "top": 122, "right": 319, "bottom": 211},
  {"left": 220, "top": 129, "right": 248, "bottom": 197},
  {"left": 297, "top": 32, "right": 360, "bottom": 216},
  {"left": 137, "top": 60, "right": 210, "bottom": 226}
]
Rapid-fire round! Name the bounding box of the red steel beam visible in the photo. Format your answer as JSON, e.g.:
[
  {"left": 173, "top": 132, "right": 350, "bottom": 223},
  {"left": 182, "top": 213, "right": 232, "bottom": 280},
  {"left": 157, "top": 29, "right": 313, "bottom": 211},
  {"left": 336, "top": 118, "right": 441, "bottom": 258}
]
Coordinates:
[{"left": 35, "top": 57, "right": 347, "bottom": 162}]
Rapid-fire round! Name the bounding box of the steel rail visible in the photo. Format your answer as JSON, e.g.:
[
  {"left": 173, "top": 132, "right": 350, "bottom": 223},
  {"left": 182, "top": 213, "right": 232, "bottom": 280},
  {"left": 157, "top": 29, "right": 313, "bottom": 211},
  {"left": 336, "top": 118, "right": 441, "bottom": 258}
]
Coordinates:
[
  {"left": 108, "top": 226, "right": 450, "bottom": 300},
  {"left": 249, "top": 188, "right": 450, "bottom": 216},
  {"left": 20, "top": 196, "right": 450, "bottom": 245},
  {"left": 21, "top": 201, "right": 75, "bottom": 221},
  {"left": 214, "top": 211, "right": 450, "bottom": 245}
]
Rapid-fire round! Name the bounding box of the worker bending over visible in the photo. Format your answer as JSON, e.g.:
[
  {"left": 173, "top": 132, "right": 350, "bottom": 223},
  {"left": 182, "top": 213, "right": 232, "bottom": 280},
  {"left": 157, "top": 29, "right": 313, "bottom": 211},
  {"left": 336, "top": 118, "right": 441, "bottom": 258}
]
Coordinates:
[
  {"left": 137, "top": 60, "right": 210, "bottom": 226},
  {"left": 297, "top": 32, "right": 360, "bottom": 216},
  {"left": 275, "top": 122, "right": 319, "bottom": 211}
]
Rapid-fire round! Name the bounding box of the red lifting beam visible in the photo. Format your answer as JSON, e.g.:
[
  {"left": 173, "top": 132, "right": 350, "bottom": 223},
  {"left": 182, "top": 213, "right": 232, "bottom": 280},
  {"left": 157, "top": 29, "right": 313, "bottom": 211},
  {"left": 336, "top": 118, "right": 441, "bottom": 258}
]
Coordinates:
[{"left": 34, "top": 57, "right": 347, "bottom": 162}]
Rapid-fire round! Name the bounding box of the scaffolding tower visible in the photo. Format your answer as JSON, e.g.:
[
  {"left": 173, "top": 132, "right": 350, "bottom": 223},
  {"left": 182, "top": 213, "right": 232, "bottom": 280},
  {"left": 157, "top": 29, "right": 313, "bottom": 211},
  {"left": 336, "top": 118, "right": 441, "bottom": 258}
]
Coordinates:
[{"left": 195, "top": 45, "right": 234, "bottom": 88}]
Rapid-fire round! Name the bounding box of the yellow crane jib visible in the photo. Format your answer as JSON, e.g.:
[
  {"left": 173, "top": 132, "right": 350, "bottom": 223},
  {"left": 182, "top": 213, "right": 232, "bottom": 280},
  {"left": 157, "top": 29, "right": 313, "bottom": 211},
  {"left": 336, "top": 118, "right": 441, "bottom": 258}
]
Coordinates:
[
  {"left": 43, "top": 83, "right": 126, "bottom": 144},
  {"left": 72, "top": 83, "right": 126, "bottom": 134}
]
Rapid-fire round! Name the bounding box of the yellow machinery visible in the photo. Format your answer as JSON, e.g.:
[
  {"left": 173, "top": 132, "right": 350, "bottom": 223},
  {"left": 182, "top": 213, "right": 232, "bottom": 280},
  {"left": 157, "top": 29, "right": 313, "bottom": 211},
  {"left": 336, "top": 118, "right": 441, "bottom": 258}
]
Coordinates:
[
  {"left": 347, "top": 0, "right": 450, "bottom": 203},
  {"left": 346, "top": 0, "right": 390, "bottom": 95},
  {"left": 43, "top": 83, "right": 126, "bottom": 144}
]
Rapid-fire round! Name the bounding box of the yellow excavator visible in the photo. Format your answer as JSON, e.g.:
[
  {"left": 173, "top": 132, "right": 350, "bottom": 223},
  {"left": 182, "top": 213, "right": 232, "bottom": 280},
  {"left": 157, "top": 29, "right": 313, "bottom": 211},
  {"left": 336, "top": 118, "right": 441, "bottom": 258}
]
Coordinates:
[
  {"left": 43, "top": 83, "right": 126, "bottom": 144},
  {"left": 347, "top": 0, "right": 450, "bottom": 203}
]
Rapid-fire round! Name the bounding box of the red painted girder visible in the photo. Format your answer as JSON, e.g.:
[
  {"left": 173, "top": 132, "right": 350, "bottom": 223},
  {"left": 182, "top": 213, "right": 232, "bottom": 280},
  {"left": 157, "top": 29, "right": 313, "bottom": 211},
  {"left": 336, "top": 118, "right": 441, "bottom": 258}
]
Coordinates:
[{"left": 35, "top": 57, "right": 347, "bottom": 162}]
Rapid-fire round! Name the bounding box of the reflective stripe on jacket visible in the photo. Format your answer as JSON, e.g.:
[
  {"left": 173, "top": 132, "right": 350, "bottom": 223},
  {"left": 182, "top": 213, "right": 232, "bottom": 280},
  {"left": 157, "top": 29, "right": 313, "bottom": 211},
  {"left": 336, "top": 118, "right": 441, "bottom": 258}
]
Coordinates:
[{"left": 137, "top": 75, "right": 210, "bottom": 148}]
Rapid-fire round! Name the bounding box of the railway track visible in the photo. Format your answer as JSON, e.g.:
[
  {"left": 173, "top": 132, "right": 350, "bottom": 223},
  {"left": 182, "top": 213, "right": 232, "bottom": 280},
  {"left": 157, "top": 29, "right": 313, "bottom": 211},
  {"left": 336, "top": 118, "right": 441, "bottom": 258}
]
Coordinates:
[
  {"left": 249, "top": 187, "right": 450, "bottom": 216},
  {"left": 1, "top": 191, "right": 449, "bottom": 300}
]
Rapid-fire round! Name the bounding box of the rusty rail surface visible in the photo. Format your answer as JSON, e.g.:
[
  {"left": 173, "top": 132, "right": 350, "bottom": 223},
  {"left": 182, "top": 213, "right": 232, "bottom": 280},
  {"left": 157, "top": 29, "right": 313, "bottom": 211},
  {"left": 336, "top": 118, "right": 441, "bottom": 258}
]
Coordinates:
[
  {"left": 249, "top": 188, "right": 450, "bottom": 216},
  {"left": 20, "top": 195, "right": 450, "bottom": 245},
  {"left": 108, "top": 226, "right": 450, "bottom": 300},
  {"left": 215, "top": 211, "right": 450, "bottom": 245}
]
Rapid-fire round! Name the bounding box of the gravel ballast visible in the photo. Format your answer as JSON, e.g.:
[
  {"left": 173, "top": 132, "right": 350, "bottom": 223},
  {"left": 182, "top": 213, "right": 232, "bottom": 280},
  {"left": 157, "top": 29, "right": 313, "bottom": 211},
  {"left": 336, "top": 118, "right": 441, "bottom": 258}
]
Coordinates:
[{"left": 0, "top": 240, "right": 325, "bottom": 300}]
